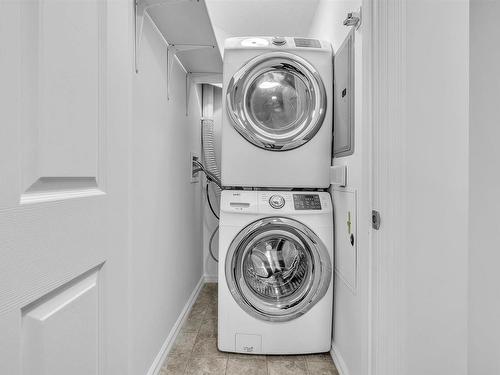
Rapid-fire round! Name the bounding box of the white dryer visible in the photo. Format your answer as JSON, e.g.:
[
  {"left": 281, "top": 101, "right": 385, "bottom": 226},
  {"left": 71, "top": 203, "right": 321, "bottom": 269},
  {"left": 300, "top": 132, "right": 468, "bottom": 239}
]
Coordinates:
[
  {"left": 221, "top": 37, "right": 333, "bottom": 189},
  {"left": 218, "top": 190, "right": 333, "bottom": 354}
]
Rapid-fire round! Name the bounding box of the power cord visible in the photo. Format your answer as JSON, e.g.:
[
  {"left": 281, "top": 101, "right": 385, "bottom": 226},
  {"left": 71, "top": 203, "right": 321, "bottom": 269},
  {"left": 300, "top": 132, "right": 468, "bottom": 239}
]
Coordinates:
[
  {"left": 206, "top": 182, "right": 219, "bottom": 263},
  {"left": 206, "top": 183, "right": 220, "bottom": 220},
  {"left": 196, "top": 160, "right": 220, "bottom": 263},
  {"left": 208, "top": 226, "right": 219, "bottom": 263}
]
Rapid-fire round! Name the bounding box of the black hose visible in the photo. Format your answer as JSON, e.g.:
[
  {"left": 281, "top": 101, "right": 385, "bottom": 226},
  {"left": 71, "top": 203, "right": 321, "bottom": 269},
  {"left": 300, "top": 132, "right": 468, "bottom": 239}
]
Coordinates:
[
  {"left": 206, "top": 183, "right": 219, "bottom": 220},
  {"left": 209, "top": 226, "right": 219, "bottom": 263},
  {"left": 193, "top": 159, "right": 220, "bottom": 262}
]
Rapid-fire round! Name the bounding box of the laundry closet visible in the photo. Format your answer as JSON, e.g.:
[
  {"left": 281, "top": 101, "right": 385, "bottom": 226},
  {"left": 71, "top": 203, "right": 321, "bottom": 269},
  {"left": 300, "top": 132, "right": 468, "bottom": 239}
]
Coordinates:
[
  {"left": 0, "top": 1, "right": 368, "bottom": 374},
  {"left": 198, "top": 3, "right": 368, "bottom": 375}
]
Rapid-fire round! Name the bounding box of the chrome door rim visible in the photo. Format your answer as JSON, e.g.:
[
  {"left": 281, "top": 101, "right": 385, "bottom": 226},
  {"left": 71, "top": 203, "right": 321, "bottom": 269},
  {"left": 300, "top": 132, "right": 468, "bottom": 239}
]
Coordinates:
[
  {"left": 225, "top": 217, "right": 332, "bottom": 322},
  {"left": 226, "top": 52, "right": 327, "bottom": 151}
]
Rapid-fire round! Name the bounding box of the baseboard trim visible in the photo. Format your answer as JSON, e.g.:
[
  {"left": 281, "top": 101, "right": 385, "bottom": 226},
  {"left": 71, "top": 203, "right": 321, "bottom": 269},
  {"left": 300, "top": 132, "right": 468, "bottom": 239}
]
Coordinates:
[
  {"left": 330, "top": 343, "right": 350, "bottom": 375},
  {"left": 204, "top": 274, "right": 218, "bottom": 283},
  {"left": 146, "top": 276, "right": 205, "bottom": 375}
]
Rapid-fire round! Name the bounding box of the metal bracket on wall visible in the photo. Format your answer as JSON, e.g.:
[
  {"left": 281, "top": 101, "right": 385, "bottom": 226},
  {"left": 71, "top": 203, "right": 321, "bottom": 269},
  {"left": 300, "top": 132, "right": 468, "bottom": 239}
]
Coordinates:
[
  {"left": 134, "top": 0, "right": 199, "bottom": 73},
  {"left": 343, "top": 7, "right": 362, "bottom": 29},
  {"left": 135, "top": 0, "right": 165, "bottom": 73},
  {"left": 167, "top": 44, "right": 215, "bottom": 101}
]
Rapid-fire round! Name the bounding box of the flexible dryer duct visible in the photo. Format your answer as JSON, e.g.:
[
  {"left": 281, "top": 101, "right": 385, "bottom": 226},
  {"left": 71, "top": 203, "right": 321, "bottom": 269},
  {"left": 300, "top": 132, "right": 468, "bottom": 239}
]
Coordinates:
[{"left": 202, "top": 118, "right": 221, "bottom": 262}]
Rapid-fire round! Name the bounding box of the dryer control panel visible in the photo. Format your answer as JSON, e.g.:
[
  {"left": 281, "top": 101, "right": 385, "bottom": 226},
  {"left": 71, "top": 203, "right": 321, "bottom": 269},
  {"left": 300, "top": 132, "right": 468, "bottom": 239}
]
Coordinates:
[{"left": 225, "top": 36, "right": 330, "bottom": 51}]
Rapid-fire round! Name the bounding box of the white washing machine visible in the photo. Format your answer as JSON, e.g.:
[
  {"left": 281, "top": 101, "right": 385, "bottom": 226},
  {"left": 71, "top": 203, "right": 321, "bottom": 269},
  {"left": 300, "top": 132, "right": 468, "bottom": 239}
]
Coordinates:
[
  {"left": 221, "top": 37, "right": 333, "bottom": 189},
  {"left": 218, "top": 190, "right": 333, "bottom": 354}
]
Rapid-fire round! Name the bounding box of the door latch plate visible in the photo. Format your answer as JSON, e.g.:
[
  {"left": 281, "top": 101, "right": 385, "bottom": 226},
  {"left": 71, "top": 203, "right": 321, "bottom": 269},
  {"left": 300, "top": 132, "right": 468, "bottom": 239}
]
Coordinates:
[{"left": 372, "top": 210, "right": 381, "bottom": 230}]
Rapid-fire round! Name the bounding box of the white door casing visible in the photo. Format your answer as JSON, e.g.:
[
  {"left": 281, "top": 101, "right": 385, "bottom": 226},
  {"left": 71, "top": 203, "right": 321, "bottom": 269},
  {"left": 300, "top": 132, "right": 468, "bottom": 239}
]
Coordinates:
[
  {"left": 319, "top": 7, "right": 370, "bottom": 375},
  {"left": 369, "top": 0, "right": 469, "bottom": 374},
  {"left": 0, "top": 0, "right": 132, "bottom": 374},
  {"left": 369, "top": 0, "right": 407, "bottom": 374}
]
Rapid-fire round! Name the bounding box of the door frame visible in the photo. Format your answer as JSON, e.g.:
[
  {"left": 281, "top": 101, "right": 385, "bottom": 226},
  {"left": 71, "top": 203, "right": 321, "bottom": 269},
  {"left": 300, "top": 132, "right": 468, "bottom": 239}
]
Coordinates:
[
  {"left": 367, "top": 0, "right": 470, "bottom": 373},
  {"left": 361, "top": 0, "right": 407, "bottom": 374}
]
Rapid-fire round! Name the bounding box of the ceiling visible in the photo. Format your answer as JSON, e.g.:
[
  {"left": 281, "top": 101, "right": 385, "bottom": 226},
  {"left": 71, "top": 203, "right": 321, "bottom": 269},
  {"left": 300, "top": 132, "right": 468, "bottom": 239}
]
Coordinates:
[{"left": 205, "top": 0, "right": 320, "bottom": 53}]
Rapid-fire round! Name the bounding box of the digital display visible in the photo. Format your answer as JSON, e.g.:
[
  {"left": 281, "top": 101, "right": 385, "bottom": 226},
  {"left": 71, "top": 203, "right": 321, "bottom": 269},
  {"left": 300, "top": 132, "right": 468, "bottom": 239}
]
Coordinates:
[{"left": 293, "top": 194, "right": 322, "bottom": 210}]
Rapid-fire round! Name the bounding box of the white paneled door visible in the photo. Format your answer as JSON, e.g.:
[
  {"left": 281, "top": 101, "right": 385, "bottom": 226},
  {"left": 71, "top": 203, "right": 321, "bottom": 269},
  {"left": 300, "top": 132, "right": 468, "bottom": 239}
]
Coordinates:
[{"left": 0, "top": 0, "right": 131, "bottom": 374}]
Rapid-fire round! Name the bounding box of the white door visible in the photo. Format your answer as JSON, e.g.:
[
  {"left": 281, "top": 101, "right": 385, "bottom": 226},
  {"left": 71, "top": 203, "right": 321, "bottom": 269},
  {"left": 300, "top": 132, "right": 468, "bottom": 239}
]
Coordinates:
[
  {"left": 225, "top": 217, "right": 332, "bottom": 322},
  {"left": 0, "top": 1, "right": 131, "bottom": 374}
]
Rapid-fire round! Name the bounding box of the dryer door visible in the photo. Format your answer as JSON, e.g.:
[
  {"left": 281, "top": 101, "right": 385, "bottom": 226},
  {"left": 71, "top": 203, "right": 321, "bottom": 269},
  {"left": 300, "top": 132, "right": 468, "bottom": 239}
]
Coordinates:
[
  {"left": 226, "top": 217, "right": 332, "bottom": 322},
  {"left": 226, "top": 52, "right": 327, "bottom": 151}
]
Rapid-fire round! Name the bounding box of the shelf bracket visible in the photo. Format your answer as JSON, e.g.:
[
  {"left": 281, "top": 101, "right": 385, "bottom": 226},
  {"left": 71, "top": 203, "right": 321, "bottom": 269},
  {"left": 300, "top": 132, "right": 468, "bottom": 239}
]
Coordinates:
[
  {"left": 166, "top": 44, "right": 215, "bottom": 101},
  {"left": 134, "top": 0, "right": 197, "bottom": 73},
  {"left": 135, "top": 0, "right": 161, "bottom": 73},
  {"left": 186, "top": 72, "right": 191, "bottom": 116}
]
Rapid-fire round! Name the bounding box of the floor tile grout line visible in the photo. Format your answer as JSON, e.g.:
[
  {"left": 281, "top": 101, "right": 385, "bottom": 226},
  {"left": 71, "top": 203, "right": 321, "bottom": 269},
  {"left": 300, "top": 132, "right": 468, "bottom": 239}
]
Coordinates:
[{"left": 167, "top": 283, "right": 338, "bottom": 374}]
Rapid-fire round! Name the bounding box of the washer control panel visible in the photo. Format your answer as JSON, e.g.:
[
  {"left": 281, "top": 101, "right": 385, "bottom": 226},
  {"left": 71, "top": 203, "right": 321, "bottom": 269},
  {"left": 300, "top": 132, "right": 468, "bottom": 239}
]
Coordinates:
[
  {"left": 222, "top": 191, "right": 331, "bottom": 214},
  {"left": 293, "top": 194, "right": 322, "bottom": 210},
  {"left": 269, "top": 194, "right": 286, "bottom": 209}
]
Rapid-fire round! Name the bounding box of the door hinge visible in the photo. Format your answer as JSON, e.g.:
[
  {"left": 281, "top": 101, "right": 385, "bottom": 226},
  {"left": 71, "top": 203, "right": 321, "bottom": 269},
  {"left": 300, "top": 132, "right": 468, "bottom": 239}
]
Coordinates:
[{"left": 372, "top": 210, "right": 381, "bottom": 230}]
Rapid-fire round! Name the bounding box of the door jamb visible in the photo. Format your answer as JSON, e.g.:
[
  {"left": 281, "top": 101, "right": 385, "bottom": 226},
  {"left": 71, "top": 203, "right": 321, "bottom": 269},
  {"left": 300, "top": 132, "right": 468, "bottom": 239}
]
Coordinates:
[{"left": 366, "top": 0, "right": 407, "bottom": 374}]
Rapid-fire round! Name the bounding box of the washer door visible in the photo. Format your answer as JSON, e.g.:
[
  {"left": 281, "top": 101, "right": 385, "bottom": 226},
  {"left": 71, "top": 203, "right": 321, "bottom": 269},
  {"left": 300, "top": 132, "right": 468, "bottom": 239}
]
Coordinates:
[
  {"left": 226, "top": 217, "right": 332, "bottom": 322},
  {"left": 226, "top": 52, "right": 327, "bottom": 151}
]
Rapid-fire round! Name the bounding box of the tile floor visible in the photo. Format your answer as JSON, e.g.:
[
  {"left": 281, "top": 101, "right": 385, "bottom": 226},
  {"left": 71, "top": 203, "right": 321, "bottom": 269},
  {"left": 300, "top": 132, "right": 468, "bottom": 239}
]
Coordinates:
[{"left": 160, "top": 283, "right": 339, "bottom": 375}]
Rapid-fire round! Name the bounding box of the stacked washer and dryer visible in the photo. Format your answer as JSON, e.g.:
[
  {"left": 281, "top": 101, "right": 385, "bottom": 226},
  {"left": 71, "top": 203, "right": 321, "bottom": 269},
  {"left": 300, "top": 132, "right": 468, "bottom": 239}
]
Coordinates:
[{"left": 218, "top": 36, "right": 334, "bottom": 355}]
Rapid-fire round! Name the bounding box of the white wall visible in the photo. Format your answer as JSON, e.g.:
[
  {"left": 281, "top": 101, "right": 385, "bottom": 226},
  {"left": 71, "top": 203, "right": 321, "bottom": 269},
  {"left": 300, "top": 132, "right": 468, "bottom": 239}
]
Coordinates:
[
  {"left": 469, "top": 1, "right": 500, "bottom": 373},
  {"left": 403, "top": 2, "right": 469, "bottom": 374},
  {"left": 131, "top": 15, "right": 204, "bottom": 375},
  {"left": 308, "top": 2, "right": 366, "bottom": 375},
  {"left": 309, "top": 0, "right": 359, "bottom": 51},
  {"left": 206, "top": 0, "right": 319, "bottom": 52}
]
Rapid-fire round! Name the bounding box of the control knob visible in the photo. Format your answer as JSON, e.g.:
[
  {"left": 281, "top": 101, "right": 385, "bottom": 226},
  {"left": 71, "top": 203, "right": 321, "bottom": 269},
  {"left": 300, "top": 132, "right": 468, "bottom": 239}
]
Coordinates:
[
  {"left": 269, "top": 195, "right": 285, "bottom": 209},
  {"left": 271, "top": 36, "right": 287, "bottom": 46}
]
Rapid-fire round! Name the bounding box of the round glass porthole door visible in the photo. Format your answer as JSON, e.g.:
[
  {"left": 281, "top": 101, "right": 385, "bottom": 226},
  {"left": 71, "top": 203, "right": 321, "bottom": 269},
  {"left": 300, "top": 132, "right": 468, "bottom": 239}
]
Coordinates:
[
  {"left": 226, "top": 52, "right": 327, "bottom": 151},
  {"left": 226, "top": 217, "right": 332, "bottom": 322}
]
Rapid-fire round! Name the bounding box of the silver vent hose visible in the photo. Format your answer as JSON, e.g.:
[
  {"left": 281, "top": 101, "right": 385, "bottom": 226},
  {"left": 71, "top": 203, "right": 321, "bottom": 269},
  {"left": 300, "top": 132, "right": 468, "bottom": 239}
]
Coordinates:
[{"left": 200, "top": 118, "right": 221, "bottom": 263}]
